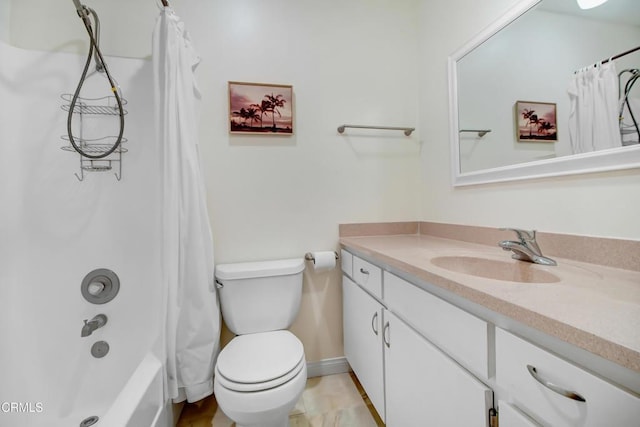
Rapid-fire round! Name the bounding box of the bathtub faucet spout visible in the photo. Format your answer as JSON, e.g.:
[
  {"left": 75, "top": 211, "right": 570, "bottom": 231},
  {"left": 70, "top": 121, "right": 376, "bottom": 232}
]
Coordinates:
[{"left": 81, "top": 314, "right": 108, "bottom": 337}]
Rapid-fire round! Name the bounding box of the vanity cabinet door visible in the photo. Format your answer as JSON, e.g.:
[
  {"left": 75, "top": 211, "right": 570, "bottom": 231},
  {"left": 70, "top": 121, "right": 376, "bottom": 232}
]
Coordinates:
[
  {"left": 496, "top": 328, "right": 640, "bottom": 427},
  {"left": 498, "top": 401, "right": 541, "bottom": 427},
  {"left": 342, "top": 275, "right": 385, "bottom": 421},
  {"left": 384, "top": 310, "right": 492, "bottom": 427}
]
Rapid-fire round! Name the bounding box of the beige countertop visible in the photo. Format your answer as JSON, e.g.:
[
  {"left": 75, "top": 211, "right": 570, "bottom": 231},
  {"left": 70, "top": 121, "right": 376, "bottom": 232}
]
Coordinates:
[{"left": 340, "top": 233, "right": 640, "bottom": 373}]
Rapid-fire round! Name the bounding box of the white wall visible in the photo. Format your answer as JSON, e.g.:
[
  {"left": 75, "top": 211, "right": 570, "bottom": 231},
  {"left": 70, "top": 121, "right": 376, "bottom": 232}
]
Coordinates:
[
  {"left": 0, "top": 0, "right": 9, "bottom": 42},
  {"left": 188, "top": 0, "right": 422, "bottom": 361},
  {"left": 8, "top": 0, "right": 639, "bottom": 371},
  {"left": 8, "top": 0, "right": 423, "bottom": 363},
  {"left": 183, "top": 0, "right": 422, "bottom": 259},
  {"left": 9, "top": 0, "right": 157, "bottom": 57},
  {"left": 418, "top": 0, "right": 640, "bottom": 240}
]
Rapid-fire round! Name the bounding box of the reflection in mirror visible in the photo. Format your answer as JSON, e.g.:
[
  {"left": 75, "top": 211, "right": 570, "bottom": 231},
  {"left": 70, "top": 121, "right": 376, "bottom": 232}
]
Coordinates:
[{"left": 449, "top": 0, "right": 640, "bottom": 185}]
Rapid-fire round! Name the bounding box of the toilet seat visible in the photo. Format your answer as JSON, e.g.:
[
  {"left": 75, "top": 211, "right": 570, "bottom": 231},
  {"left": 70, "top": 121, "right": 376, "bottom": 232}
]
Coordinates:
[
  {"left": 215, "top": 330, "right": 305, "bottom": 393},
  {"left": 216, "top": 356, "right": 305, "bottom": 392}
]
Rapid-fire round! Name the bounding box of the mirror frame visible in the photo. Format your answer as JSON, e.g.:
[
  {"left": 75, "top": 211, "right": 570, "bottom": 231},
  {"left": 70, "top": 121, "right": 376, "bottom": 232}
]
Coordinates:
[{"left": 448, "top": 0, "right": 640, "bottom": 186}]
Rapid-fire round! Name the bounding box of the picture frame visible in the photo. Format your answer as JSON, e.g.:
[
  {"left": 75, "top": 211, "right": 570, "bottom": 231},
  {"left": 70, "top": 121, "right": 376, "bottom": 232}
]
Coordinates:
[
  {"left": 228, "top": 81, "right": 293, "bottom": 135},
  {"left": 515, "top": 100, "right": 557, "bottom": 142}
]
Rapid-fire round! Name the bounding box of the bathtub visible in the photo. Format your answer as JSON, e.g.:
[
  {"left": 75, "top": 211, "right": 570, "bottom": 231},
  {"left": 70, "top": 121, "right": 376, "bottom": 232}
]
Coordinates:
[
  {"left": 0, "top": 353, "right": 167, "bottom": 427},
  {"left": 0, "top": 40, "right": 166, "bottom": 427},
  {"left": 96, "top": 353, "right": 167, "bottom": 427}
]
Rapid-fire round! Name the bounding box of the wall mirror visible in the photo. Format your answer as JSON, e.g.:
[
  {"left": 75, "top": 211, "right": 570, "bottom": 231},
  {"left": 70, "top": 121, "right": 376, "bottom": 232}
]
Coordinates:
[{"left": 448, "top": 0, "right": 640, "bottom": 186}]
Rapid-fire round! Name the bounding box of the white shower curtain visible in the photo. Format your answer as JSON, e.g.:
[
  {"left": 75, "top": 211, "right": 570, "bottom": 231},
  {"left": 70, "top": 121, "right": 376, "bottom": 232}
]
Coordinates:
[
  {"left": 152, "top": 6, "right": 220, "bottom": 403},
  {"left": 568, "top": 62, "right": 622, "bottom": 154}
]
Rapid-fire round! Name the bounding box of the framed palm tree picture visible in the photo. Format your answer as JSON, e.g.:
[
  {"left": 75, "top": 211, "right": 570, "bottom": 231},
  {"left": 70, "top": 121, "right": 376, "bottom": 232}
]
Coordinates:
[
  {"left": 515, "top": 101, "right": 557, "bottom": 142},
  {"left": 229, "top": 81, "right": 293, "bottom": 135}
]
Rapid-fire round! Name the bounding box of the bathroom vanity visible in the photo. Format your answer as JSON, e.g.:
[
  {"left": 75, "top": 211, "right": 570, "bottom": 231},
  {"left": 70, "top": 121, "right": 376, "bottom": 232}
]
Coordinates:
[{"left": 339, "top": 223, "right": 640, "bottom": 427}]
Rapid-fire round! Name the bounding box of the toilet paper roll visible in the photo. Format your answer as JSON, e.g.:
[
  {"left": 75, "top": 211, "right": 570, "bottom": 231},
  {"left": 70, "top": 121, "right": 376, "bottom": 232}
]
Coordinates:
[{"left": 311, "top": 251, "right": 336, "bottom": 273}]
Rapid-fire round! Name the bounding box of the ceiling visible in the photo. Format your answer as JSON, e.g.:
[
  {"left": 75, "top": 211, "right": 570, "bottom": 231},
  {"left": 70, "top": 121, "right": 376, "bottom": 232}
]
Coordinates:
[{"left": 539, "top": 0, "right": 640, "bottom": 27}]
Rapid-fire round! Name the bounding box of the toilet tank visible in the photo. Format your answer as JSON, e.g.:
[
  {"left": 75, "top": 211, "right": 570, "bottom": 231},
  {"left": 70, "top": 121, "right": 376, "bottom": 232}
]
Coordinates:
[{"left": 215, "top": 258, "right": 305, "bottom": 335}]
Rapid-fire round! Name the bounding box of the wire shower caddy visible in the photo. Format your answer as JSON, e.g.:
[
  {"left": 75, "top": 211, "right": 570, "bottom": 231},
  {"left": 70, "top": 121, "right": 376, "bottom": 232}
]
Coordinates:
[{"left": 60, "top": 93, "right": 128, "bottom": 181}]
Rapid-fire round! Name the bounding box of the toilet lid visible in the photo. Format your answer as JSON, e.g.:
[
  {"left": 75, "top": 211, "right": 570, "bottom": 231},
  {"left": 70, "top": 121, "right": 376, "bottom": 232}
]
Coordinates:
[{"left": 216, "top": 330, "right": 304, "bottom": 386}]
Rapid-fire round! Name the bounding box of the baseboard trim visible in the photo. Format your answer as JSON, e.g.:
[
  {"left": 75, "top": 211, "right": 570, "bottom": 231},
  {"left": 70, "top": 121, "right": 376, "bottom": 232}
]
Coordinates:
[{"left": 306, "top": 357, "right": 351, "bottom": 378}]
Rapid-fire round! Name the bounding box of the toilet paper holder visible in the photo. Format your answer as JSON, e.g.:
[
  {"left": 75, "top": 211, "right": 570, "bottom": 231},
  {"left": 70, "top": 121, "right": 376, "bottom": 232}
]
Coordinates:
[{"left": 304, "top": 251, "right": 339, "bottom": 263}]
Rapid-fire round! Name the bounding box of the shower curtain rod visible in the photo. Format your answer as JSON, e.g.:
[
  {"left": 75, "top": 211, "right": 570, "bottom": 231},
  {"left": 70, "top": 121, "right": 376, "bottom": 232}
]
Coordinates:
[
  {"left": 601, "top": 45, "right": 640, "bottom": 65},
  {"left": 576, "top": 45, "right": 639, "bottom": 73}
]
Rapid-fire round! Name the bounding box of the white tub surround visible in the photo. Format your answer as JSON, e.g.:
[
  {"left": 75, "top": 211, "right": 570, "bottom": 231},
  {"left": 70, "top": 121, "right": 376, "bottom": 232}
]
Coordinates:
[{"left": 0, "top": 39, "right": 163, "bottom": 427}]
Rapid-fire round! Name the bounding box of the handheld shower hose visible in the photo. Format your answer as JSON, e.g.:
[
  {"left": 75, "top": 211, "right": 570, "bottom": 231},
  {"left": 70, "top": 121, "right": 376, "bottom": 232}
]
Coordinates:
[
  {"left": 620, "top": 70, "right": 639, "bottom": 142},
  {"left": 67, "top": 2, "right": 124, "bottom": 159}
]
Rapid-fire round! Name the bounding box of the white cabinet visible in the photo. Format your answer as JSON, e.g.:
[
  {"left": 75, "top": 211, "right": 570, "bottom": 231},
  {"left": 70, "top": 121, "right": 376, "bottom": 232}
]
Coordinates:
[
  {"left": 384, "top": 310, "right": 493, "bottom": 427},
  {"left": 496, "top": 328, "right": 640, "bottom": 427},
  {"left": 342, "top": 249, "right": 640, "bottom": 427},
  {"left": 342, "top": 252, "right": 491, "bottom": 426},
  {"left": 498, "top": 401, "right": 540, "bottom": 427},
  {"left": 385, "top": 272, "right": 490, "bottom": 380},
  {"left": 342, "top": 275, "right": 385, "bottom": 421}
]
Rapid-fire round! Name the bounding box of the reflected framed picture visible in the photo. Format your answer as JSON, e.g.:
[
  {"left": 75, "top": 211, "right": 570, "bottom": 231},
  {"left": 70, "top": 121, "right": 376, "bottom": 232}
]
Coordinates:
[
  {"left": 515, "top": 101, "right": 557, "bottom": 142},
  {"left": 228, "top": 81, "right": 293, "bottom": 135}
]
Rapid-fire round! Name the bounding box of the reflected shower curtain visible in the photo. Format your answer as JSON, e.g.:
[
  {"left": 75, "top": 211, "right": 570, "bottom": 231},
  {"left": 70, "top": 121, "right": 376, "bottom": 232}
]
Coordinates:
[
  {"left": 153, "top": 6, "right": 220, "bottom": 403},
  {"left": 568, "top": 62, "right": 622, "bottom": 154}
]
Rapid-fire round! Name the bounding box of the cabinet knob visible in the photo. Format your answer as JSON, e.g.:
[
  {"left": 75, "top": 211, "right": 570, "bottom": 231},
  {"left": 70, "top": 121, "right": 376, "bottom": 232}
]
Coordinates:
[
  {"left": 359, "top": 268, "right": 370, "bottom": 275},
  {"left": 526, "top": 365, "right": 586, "bottom": 402}
]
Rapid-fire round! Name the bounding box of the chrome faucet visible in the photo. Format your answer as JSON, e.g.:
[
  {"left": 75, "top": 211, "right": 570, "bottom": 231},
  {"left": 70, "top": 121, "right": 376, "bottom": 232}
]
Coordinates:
[
  {"left": 81, "top": 314, "right": 108, "bottom": 337},
  {"left": 499, "top": 228, "right": 557, "bottom": 266}
]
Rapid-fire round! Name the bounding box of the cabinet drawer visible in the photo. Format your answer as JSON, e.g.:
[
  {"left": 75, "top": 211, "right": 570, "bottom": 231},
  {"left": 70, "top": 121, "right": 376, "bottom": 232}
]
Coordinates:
[
  {"left": 340, "top": 249, "right": 353, "bottom": 277},
  {"left": 353, "top": 256, "right": 382, "bottom": 299},
  {"left": 496, "top": 328, "right": 640, "bottom": 427},
  {"left": 384, "top": 272, "right": 489, "bottom": 379}
]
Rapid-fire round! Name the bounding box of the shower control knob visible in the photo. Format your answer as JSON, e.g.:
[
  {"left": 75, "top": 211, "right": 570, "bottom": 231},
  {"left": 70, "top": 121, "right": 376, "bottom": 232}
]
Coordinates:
[
  {"left": 88, "top": 281, "right": 105, "bottom": 296},
  {"left": 81, "top": 269, "right": 120, "bottom": 304}
]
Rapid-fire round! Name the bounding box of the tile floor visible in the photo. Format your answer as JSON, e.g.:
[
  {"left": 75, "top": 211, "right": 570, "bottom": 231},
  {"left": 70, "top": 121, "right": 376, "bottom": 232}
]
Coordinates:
[{"left": 176, "top": 372, "right": 385, "bottom": 427}]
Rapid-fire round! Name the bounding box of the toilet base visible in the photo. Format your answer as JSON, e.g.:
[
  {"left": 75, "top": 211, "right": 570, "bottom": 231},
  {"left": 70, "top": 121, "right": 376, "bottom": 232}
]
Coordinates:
[{"left": 214, "top": 363, "right": 307, "bottom": 427}]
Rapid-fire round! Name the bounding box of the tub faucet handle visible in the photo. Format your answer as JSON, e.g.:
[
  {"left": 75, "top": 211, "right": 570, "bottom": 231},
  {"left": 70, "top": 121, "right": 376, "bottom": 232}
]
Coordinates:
[{"left": 81, "top": 314, "right": 108, "bottom": 337}]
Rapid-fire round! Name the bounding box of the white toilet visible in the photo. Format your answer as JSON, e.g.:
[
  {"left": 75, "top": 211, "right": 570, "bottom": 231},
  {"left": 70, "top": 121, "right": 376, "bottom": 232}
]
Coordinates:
[{"left": 213, "top": 258, "right": 307, "bottom": 427}]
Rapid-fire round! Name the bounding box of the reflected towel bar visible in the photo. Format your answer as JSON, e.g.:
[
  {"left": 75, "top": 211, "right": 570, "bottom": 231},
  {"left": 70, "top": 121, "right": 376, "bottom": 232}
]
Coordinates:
[
  {"left": 337, "top": 124, "right": 415, "bottom": 136},
  {"left": 459, "top": 129, "right": 492, "bottom": 137},
  {"left": 304, "top": 252, "right": 339, "bottom": 262}
]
